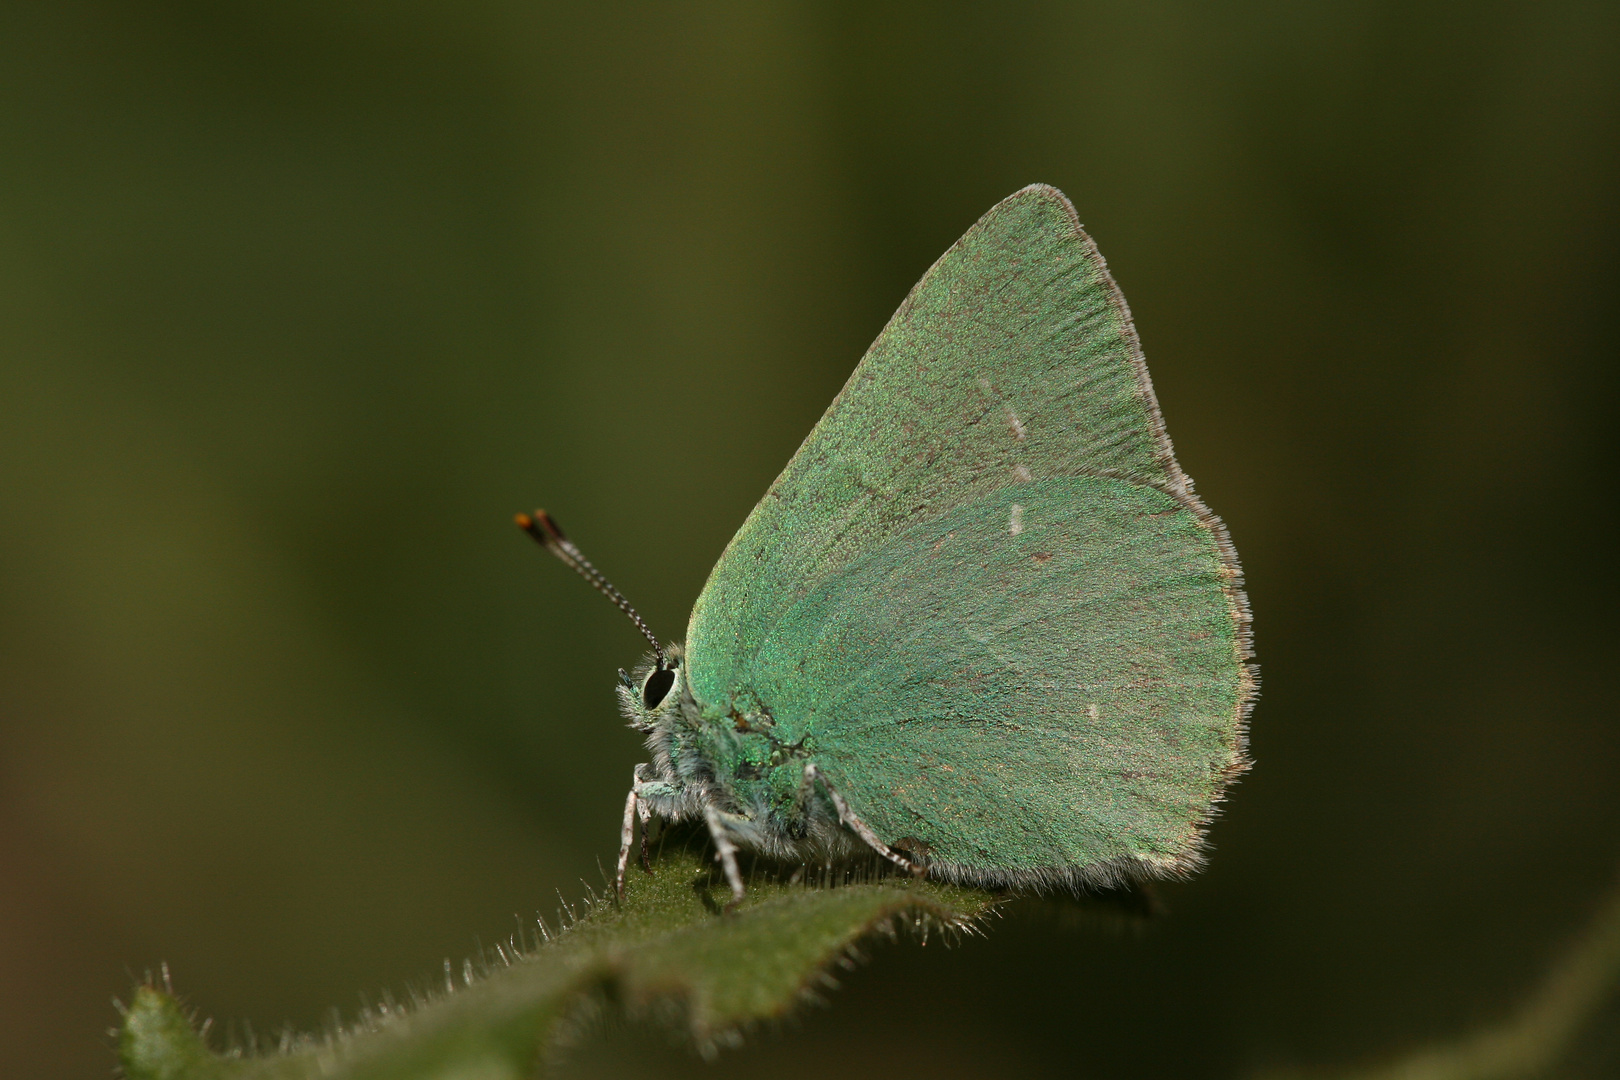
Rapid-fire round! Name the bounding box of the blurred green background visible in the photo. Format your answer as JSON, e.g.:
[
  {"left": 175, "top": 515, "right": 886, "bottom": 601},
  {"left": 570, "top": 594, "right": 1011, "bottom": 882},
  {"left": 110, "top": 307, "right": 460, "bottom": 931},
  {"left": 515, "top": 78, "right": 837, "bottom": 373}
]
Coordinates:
[{"left": 2, "top": 2, "right": 1617, "bottom": 1077}]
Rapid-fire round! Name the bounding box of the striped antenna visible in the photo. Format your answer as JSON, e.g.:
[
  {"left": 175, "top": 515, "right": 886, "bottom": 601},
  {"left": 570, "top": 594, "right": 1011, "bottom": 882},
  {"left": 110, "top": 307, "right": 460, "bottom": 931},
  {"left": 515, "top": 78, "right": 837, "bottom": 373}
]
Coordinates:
[{"left": 516, "top": 510, "right": 667, "bottom": 669}]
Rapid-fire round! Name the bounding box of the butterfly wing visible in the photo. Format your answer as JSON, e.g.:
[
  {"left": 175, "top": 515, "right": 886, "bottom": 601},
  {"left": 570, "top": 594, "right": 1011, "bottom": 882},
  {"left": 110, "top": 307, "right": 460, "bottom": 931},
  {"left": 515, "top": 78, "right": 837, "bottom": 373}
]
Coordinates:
[{"left": 684, "top": 184, "right": 1253, "bottom": 884}]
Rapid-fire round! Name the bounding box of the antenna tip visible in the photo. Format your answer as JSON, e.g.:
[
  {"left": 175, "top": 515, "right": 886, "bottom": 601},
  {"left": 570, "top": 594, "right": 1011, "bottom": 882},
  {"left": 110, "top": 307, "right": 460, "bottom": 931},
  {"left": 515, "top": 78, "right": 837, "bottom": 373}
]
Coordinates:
[
  {"left": 533, "top": 510, "right": 566, "bottom": 541},
  {"left": 515, "top": 509, "right": 566, "bottom": 547}
]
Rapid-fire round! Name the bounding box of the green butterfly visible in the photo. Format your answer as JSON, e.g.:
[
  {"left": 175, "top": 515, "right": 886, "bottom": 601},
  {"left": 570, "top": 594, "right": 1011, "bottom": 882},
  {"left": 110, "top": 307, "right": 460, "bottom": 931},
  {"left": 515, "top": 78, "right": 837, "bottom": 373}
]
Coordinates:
[{"left": 521, "top": 184, "right": 1255, "bottom": 905}]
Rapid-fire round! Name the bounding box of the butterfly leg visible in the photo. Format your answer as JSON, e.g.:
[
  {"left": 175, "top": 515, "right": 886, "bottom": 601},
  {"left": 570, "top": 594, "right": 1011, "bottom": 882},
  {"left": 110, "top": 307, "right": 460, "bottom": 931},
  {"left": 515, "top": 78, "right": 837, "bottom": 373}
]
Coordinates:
[
  {"left": 637, "top": 801, "right": 653, "bottom": 870},
  {"left": 615, "top": 779, "right": 639, "bottom": 902},
  {"left": 632, "top": 763, "right": 655, "bottom": 870},
  {"left": 701, "top": 804, "right": 747, "bottom": 910},
  {"left": 802, "top": 762, "right": 922, "bottom": 876}
]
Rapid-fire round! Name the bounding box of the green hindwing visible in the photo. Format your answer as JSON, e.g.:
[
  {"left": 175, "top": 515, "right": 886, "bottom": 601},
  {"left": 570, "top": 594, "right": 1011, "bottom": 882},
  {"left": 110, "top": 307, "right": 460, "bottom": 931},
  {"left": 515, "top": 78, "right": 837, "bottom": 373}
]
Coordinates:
[{"left": 685, "top": 184, "right": 1254, "bottom": 886}]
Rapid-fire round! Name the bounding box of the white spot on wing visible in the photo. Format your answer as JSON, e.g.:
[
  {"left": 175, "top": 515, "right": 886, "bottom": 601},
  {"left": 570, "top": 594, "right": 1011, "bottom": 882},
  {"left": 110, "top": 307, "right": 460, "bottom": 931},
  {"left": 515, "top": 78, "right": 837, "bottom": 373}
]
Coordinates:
[
  {"left": 1009, "top": 504, "right": 1025, "bottom": 536},
  {"left": 1004, "top": 404, "right": 1027, "bottom": 441},
  {"left": 1087, "top": 703, "right": 1100, "bottom": 720},
  {"left": 977, "top": 375, "right": 1028, "bottom": 441},
  {"left": 1014, "top": 464, "right": 1033, "bottom": 483}
]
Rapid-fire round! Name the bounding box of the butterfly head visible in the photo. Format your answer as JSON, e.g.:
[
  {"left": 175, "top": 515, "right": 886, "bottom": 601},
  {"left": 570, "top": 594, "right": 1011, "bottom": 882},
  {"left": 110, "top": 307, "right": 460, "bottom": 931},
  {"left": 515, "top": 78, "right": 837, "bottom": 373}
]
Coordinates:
[{"left": 616, "top": 644, "right": 685, "bottom": 733}]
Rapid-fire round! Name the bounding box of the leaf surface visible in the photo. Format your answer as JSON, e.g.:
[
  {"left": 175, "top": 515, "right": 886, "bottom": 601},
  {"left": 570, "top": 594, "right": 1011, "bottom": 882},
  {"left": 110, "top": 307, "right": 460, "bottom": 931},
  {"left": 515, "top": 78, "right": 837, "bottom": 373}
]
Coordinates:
[{"left": 119, "top": 837, "right": 997, "bottom": 1080}]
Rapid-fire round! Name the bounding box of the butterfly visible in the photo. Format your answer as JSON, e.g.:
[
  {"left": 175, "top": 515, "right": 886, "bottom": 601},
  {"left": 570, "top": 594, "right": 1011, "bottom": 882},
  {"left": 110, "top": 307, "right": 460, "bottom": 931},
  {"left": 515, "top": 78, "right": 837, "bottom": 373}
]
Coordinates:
[{"left": 520, "top": 184, "right": 1255, "bottom": 906}]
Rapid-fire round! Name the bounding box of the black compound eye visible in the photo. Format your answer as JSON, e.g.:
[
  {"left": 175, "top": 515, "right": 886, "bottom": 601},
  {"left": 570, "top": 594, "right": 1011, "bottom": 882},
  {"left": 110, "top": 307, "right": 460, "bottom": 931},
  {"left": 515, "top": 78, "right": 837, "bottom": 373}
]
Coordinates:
[{"left": 641, "top": 667, "right": 675, "bottom": 710}]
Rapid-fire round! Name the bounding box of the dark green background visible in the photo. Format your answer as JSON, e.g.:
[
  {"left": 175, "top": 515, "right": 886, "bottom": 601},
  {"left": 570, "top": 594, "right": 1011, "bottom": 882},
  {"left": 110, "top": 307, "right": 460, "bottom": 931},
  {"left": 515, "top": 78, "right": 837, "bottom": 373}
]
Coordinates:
[{"left": 2, "top": 3, "right": 1617, "bottom": 1077}]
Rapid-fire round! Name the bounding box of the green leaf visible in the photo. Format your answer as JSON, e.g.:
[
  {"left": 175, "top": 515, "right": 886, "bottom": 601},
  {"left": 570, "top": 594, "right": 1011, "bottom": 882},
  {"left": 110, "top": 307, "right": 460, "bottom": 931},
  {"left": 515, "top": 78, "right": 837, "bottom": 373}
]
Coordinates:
[
  {"left": 119, "top": 831, "right": 998, "bottom": 1080},
  {"left": 119, "top": 981, "right": 226, "bottom": 1080}
]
